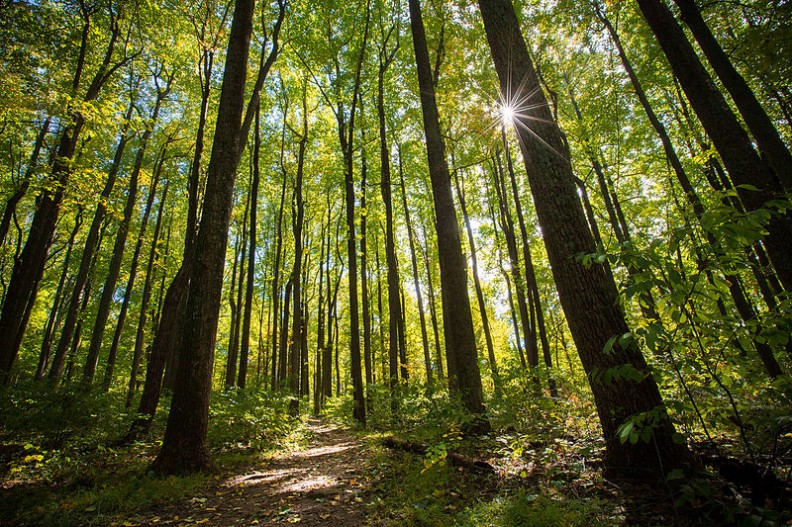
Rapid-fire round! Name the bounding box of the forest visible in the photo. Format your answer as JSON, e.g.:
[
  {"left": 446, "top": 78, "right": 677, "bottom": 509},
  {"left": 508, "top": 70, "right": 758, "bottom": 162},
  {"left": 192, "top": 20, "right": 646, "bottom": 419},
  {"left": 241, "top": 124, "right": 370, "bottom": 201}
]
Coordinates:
[{"left": 1, "top": 0, "right": 791, "bottom": 524}]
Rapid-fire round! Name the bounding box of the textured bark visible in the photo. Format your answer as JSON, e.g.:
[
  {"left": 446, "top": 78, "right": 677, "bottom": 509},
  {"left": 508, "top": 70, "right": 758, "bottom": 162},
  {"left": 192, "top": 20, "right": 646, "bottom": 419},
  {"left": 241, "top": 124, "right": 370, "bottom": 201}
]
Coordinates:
[
  {"left": 478, "top": 0, "right": 691, "bottom": 478},
  {"left": 151, "top": 0, "right": 255, "bottom": 474},
  {"left": 409, "top": 0, "right": 485, "bottom": 415}
]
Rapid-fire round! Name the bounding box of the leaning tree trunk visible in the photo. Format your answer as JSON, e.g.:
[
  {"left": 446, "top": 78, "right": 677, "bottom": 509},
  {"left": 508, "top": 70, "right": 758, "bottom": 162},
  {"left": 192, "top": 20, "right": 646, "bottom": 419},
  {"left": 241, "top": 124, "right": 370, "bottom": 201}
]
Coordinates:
[
  {"left": 409, "top": 0, "right": 485, "bottom": 416},
  {"left": 672, "top": 0, "right": 792, "bottom": 191},
  {"left": 478, "top": 0, "right": 692, "bottom": 479},
  {"left": 636, "top": 0, "right": 792, "bottom": 292}
]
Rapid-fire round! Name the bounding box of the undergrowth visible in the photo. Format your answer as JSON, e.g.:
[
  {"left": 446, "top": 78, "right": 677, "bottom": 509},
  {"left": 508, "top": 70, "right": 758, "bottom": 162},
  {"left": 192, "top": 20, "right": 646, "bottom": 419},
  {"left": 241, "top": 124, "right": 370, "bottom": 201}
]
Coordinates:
[{"left": 0, "top": 382, "right": 304, "bottom": 526}]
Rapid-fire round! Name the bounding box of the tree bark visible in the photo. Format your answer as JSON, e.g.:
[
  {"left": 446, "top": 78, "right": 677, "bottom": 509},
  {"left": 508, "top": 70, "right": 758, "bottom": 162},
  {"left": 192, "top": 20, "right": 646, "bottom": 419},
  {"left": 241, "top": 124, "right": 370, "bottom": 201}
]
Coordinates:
[
  {"left": 151, "top": 0, "right": 255, "bottom": 474},
  {"left": 409, "top": 0, "right": 486, "bottom": 416},
  {"left": 478, "top": 0, "right": 691, "bottom": 479}
]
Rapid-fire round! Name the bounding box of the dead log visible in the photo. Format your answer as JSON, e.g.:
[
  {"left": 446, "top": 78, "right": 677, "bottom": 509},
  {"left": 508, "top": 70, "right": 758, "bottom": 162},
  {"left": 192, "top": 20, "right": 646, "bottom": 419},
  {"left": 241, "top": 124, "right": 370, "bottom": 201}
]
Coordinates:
[{"left": 382, "top": 436, "right": 495, "bottom": 474}]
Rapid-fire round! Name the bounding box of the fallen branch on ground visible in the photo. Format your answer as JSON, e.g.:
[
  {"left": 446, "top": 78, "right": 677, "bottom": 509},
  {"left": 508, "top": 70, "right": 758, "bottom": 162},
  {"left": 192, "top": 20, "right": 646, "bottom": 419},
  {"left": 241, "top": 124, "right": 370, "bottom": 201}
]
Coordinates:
[{"left": 382, "top": 436, "right": 496, "bottom": 474}]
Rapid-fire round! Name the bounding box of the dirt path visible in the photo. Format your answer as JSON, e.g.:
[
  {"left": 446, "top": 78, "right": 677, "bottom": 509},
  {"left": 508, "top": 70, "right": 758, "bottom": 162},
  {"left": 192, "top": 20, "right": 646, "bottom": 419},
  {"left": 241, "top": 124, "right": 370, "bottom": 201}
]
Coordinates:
[{"left": 139, "top": 420, "right": 373, "bottom": 526}]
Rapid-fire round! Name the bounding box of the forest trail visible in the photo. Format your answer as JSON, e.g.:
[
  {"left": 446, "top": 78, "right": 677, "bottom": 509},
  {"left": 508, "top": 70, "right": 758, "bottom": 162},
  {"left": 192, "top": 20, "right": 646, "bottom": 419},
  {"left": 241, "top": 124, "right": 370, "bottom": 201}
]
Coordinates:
[{"left": 139, "top": 419, "right": 373, "bottom": 527}]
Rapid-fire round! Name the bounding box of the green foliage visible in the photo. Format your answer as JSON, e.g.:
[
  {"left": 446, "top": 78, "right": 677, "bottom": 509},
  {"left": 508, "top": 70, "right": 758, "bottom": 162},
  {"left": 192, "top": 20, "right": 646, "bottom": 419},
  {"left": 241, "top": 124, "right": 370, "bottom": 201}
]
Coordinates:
[
  {"left": 0, "top": 382, "right": 304, "bottom": 525},
  {"left": 462, "top": 491, "right": 612, "bottom": 527},
  {"left": 207, "top": 387, "right": 295, "bottom": 452}
]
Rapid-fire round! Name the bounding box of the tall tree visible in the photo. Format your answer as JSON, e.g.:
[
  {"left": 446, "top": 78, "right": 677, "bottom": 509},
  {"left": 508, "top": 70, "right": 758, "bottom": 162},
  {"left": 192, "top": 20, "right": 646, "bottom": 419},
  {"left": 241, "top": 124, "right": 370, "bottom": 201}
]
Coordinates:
[
  {"left": 635, "top": 0, "right": 792, "bottom": 292},
  {"left": 477, "top": 0, "right": 691, "bottom": 478},
  {"left": 408, "top": 0, "right": 485, "bottom": 416},
  {"left": 82, "top": 66, "right": 173, "bottom": 388},
  {"left": 151, "top": 0, "right": 256, "bottom": 474},
  {"left": 672, "top": 0, "right": 792, "bottom": 191},
  {"left": 377, "top": 16, "right": 404, "bottom": 408}
]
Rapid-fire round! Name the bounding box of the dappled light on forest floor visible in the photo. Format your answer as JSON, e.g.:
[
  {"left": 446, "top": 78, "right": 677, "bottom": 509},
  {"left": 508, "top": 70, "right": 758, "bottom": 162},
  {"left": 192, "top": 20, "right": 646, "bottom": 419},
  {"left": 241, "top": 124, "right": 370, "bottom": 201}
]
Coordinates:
[{"left": 133, "top": 419, "right": 372, "bottom": 526}]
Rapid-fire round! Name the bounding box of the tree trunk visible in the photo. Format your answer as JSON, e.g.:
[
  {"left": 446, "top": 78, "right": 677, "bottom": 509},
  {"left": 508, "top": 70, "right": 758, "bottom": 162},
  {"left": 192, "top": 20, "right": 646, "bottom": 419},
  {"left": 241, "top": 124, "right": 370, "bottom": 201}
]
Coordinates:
[
  {"left": 289, "top": 97, "right": 308, "bottom": 415},
  {"left": 0, "top": 116, "right": 51, "bottom": 249},
  {"left": 409, "top": 0, "right": 485, "bottom": 416},
  {"left": 636, "top": 0, "right": 792, "bottom": 292},
  {"left": 360, "top": 129, "right": 373, "bottom": 399},
  {"left": 486, "top": 183, "right": 527, "bottom": 367},
  {"left": 492, "top": 148, "right": 535, "bottom": 367},
  {"left": 398, "top": 147, "right": 431, "bottom": 384},
  {"left": 453, "top": 168, "right": 501, "bottom": 394},
  {"left": 270, "top": 114, "right": 289, "bottom": 390},
  {"left": 478, "top": 0, "right": 691, "bottom": 479},
  {"left": 127, "top": 181, "right": 169, "bottom": 408},
  {"left": 239, "top": 105, "right": 261, "bottom": 389},
  {"left": 35, "top": 209, "right": 83, "bottom": 380},
  {"left": 336, "top": 6, "right": 371, "bottom": 426},
  {"left": 102, "top": 144, "right": 166, "bottom": 392},
  {"left": 0, "top": 7, "right": 130, "bottom": 384},
  {"left": 151, "top": 0, "right": 255, "bottom": 474},
  {"left": 82, "top": 77, "right": 170, "bottom": 388},
  {"left": 672, "top": 0, "right": 792, "bottom": 191}
]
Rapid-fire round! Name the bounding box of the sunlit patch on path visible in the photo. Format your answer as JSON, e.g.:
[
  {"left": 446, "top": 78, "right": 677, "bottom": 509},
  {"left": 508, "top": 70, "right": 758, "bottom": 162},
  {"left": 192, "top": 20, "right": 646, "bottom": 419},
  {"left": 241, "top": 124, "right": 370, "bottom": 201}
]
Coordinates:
[{"left": 138, "top": 420, "right": 372, "bottom": 526}]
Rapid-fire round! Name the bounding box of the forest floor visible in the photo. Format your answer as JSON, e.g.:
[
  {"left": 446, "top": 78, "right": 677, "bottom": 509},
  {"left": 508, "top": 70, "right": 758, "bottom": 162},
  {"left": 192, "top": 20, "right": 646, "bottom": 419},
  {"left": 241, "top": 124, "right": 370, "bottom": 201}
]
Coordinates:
[
  {"left": 3, "top": 407, "right": 787, "bottom": 526},
  {"left": 135, "top": 419, "right": 373, "bottom": 526}
]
